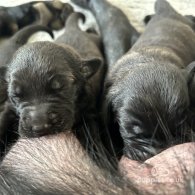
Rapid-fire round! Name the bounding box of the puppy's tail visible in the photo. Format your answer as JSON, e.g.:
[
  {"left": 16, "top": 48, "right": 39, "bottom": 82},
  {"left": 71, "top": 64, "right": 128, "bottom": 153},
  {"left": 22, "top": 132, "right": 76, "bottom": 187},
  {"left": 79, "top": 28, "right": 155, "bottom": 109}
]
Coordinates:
[
  {"left": 11, "top": 24, "right": 54, "bottom": 44},
  {"left": 65, "top": 12, "right": 85, "bottom": 30},
  {"left": 155, "top": 0, "right": 178, "bottom": 16}
]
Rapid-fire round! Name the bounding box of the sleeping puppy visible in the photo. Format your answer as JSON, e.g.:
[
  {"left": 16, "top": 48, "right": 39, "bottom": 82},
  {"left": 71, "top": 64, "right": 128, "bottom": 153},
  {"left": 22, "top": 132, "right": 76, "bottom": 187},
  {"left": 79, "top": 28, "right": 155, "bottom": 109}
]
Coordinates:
[
  {"left": 6, "top": 13, "right": 104, "bottom": 139},
  {"left": 105, "top": 0, "right": 195, "bottom": 161},
  {"left": 0, "top": 25, "right": 53, "bottom": 156},
  {"left": 7, "top": 42, "right": 102, "bottom": 138},
  {"left": 71, "top": 0, "right": 140, "bottom": 66}
]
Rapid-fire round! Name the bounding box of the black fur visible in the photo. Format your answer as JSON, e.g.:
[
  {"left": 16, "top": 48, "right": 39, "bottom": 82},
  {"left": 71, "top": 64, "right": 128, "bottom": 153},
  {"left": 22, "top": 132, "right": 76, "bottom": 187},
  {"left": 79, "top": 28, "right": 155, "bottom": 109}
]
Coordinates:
[
  {"left": 5, "top": 13, "right": 106, "bottom": 165},
  {"left": 0, "top": 25, "right": 53, "bottom": 157},
  {"left": 105, "top": 0, "right": 195, "bottom": 161}
]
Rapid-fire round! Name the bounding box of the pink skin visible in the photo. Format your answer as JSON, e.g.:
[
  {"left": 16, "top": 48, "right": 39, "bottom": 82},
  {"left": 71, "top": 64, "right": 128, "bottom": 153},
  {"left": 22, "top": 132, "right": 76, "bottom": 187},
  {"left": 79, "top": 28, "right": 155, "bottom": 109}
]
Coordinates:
[{"left": 119, "top": 143, "right": 195, "bottom": 194}]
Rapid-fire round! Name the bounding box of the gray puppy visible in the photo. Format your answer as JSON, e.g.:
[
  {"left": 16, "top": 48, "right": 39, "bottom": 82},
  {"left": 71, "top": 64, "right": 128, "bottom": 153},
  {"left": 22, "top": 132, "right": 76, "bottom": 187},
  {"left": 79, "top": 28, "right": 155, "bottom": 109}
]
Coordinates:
[
  {"left": 71, "top": 0, "right": 139, "bottom": 66},
  {"left": 7, "top": 13, "right": 104, "bottom": 139},
  {"left": 105, "top": 0, "right": 195, "bottom": 160}
]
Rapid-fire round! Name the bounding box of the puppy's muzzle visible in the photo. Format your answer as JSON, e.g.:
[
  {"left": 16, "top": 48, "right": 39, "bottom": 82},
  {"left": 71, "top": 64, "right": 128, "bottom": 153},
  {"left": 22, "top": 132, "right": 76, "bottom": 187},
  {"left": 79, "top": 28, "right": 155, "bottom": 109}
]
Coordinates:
[{"left": 21, "top": 105, "right": 59, "bottom": 135}]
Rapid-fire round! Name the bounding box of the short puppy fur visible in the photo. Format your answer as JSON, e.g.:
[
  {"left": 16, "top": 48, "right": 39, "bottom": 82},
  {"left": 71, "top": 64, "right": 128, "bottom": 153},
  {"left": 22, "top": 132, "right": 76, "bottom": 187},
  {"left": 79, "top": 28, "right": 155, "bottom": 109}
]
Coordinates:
[
  {"left": 7, "top": 13, "right": 104, "bottom": 139},
  {"left": 0, "top": 25, "right": 53, "bottom": 156},
  {"left": 105, "top": 0, "right": 195, "bottom": 161}
]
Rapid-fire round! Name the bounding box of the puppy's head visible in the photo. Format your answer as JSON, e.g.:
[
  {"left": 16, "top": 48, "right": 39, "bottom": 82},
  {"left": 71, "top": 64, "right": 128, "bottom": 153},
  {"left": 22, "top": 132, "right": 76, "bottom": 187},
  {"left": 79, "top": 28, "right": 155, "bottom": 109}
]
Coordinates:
[
  {"left": 7, "top": 41, "right": 101, "bottom": 137},
  {"left": 108, "top": 62, "right": 192, "bottom": 160}
]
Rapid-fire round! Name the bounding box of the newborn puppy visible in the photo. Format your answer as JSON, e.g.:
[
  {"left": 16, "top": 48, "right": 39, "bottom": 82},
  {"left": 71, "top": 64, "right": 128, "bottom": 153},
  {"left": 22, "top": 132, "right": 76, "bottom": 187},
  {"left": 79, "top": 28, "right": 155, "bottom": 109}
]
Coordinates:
[
  {"left": 71, "top": 0, "right": 140, "bottom": 66},
  {"left": 105, "top": 0, "right": 195, "bottom": 161},
  {"left": 7, "top": 40, "right": 102, "bottom": 138},
  {"left": 0, "top": 25, "right": 53, "bottom": 156}
]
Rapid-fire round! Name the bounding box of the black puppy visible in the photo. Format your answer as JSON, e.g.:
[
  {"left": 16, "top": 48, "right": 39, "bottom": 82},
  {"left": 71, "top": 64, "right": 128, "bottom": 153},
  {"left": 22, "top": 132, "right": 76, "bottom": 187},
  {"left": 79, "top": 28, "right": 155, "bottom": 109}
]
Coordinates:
[
  {"left": 0, "top": 24, "right": 53, "bottom": 156},
  {"left": 7, "top": 42, "right": 102, "bottom": 138},
  {"left": 71, "top": 0, "right": 140, "bottom": 66},
  {"left": 104, "top": 0, "right": 195, "bottom": 161},
  {"left": 7, "top": 13, "right": 104, "bottom": 139}
]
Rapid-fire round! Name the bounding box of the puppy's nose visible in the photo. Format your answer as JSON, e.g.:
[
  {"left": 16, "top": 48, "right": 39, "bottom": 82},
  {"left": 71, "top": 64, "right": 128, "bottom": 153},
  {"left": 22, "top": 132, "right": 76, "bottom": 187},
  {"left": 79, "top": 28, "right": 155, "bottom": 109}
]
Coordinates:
[
  {"left": 27, "top": 110, "right": 54, "bottom": 131},
  {"left": 48, "top": 112, "right": 58, "bottom": 121}
]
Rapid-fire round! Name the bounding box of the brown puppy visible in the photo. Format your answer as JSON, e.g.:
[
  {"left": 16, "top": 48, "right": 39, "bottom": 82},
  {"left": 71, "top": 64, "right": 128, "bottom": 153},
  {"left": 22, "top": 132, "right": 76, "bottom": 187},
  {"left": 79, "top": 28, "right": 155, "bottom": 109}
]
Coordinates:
[{"left": 105, "top": 0, "right": 195, "bottom": 161}]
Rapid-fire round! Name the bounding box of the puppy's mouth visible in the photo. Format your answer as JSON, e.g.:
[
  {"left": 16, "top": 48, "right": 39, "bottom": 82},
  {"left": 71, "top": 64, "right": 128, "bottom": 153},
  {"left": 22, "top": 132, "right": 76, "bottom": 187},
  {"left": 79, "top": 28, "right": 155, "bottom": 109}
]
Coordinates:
[{"left": 19, "top": 118, "right": 74, "bottom": 138}]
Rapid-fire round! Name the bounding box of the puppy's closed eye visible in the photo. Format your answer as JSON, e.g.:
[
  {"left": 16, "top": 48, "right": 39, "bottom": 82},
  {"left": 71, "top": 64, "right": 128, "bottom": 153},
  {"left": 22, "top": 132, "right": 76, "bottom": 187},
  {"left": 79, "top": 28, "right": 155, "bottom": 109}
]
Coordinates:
[
  {"left": 9, "top": 82, "right": 24, "bottom": 105},
  {"left": 50, "top": 74, "right": 75, "bottom": 91},
  {"left": 13, "top": 86, "right": 23, "bottom": 98},
  {"left": 51, "top": 77, "right": 64, "bottom": 90}
]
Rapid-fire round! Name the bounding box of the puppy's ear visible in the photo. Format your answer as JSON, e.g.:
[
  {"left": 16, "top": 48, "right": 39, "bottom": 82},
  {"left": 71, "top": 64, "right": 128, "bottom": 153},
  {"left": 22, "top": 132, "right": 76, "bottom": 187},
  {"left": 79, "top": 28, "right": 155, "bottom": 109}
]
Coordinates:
[
  {"left": 185, "top": 61, "right": 195, "bottom": 104},
  {"left": 80, "top": 58, "right": 102, "bottom": 79}
]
